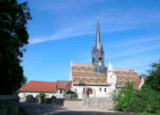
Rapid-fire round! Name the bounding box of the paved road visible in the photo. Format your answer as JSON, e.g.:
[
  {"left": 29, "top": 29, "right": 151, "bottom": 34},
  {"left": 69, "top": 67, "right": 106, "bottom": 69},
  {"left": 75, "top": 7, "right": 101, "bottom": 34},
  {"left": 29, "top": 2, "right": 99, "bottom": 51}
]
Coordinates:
[
  {"left": 52, "top": 111, "right": 140, "bottom": 115},
  {"left": 20, "top": 103, "right": 140, "bottom": 115}
]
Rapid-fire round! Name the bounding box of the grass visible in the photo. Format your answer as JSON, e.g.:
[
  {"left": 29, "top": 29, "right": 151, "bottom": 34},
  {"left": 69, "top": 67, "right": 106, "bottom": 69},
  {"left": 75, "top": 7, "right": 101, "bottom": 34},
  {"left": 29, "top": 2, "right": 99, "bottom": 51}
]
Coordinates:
[{"left": 142, "top": 113, "right": 160, "bottom": 115}]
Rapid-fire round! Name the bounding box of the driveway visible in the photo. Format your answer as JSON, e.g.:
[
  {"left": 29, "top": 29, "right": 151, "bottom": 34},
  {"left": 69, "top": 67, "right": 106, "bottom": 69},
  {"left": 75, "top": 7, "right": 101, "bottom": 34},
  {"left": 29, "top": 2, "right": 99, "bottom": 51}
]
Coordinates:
[{"left": 20, "top": 103, "right": 141, "bottom": 115}]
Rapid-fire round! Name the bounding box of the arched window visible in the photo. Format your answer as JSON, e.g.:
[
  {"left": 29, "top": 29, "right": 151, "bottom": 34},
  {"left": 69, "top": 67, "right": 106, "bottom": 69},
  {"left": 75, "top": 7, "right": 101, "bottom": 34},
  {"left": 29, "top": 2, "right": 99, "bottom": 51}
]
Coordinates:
[
  {"left": 83, "top": 88, "right": 85, "bottom": 92},
  {"left": 99, "top": 88, "right": 101, "bottom": 92},
  {"left": 104, "top": 88, "right": 106, "bottom": 92}
]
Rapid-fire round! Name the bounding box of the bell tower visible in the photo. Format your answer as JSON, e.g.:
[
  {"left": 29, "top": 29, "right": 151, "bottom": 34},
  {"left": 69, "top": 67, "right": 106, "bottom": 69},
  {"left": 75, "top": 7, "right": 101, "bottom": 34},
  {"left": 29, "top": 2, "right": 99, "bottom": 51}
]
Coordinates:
[{"left": 92, "top": 15, "right": 106, "bottom": 73}]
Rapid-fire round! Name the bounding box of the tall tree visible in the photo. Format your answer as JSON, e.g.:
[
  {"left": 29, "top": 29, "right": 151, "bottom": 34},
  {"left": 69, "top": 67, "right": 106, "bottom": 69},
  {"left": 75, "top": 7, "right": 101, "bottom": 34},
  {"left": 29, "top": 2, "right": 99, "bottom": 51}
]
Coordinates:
[
  {"left": 0, "top": 0, "right": 31, "bottom": 94},
  {"left": 144, "top": 60, "right": 160, "bottom": 92}
]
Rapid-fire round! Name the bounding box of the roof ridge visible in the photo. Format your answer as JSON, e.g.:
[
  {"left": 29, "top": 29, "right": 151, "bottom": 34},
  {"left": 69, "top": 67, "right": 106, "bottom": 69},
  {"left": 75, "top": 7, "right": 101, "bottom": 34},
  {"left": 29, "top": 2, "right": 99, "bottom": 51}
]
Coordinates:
[
  {"left": 30, "top": 80, "right": 56, "bottom": 83},
  {"left": 113, "top": 68, "right": 136, "bottom": 71},
  {"left": 72, "top": 63, "right": 93, "bottom": 66}
]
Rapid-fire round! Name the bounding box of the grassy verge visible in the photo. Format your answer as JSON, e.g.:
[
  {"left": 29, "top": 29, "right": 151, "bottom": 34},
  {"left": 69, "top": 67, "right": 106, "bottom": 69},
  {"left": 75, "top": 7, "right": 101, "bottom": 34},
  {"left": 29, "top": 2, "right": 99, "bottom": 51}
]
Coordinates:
[{"left": 142, "top": 113, "right": 160, "bottom": 115}]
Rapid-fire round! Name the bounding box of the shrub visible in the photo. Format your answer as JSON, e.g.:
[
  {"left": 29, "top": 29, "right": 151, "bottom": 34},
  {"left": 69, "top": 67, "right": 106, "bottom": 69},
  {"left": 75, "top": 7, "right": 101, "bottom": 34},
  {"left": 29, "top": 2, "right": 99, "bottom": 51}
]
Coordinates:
[
  {"left": 66, "top": 90, "right": 78, "bottom": 99},
  {"left": 51, "top": 95, "right": 56, "bottom": 99},
  {"left": 66, "top": 90, "right": 76, "bottom": 94},
  {"left": 37, "top": 92, "right": 46, "bottom": 98},
  {"left": 114, "top": 82, "right": 160, "bottom": 114},
  {"left": 114, "top": 81, "right": 135, "bottom": 112}
]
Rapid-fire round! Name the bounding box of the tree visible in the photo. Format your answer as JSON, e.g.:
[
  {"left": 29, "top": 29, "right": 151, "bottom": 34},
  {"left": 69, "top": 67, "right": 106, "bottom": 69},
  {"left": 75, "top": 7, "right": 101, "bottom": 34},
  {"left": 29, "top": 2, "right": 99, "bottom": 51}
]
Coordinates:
[
  {"left": 0, "top": 0, "right": 31, "bottom": 94},
  {"left": 144, "top": 60, "right": 160, "bottom": 92},
  {"left": 114, "top": 82, "right": 135, "bottom": 112}
]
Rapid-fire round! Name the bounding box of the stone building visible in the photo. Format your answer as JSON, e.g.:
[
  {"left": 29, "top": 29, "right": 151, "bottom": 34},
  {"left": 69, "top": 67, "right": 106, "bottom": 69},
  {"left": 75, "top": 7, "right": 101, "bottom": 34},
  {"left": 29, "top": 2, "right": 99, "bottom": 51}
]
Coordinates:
[{"left": 18, "top": 80, "right": 71, "bottom": 101}]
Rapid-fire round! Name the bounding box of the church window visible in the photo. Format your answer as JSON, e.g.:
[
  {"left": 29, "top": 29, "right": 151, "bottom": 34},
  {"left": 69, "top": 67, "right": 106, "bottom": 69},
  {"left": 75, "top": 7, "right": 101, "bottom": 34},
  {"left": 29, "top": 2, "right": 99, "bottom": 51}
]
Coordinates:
[
  {"left": 104, "top": 88, "right": 106, "bottom": 92},
  {"left": 83, "top": 88, "right": 85, "bottom": 92},
  {"left": 99, "top": 88, "right": 101, "bottom": 92}
]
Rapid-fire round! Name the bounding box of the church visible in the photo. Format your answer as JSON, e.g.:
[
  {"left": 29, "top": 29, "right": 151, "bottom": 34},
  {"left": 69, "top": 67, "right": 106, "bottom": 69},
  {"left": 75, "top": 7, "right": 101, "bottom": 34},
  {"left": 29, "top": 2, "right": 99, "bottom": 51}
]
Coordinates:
[
  {"left": 18, "top": 16, "right": 145, "bottom": 100},
  {"left": 69, "top": 16, "right": 144, "bottom": 99}
]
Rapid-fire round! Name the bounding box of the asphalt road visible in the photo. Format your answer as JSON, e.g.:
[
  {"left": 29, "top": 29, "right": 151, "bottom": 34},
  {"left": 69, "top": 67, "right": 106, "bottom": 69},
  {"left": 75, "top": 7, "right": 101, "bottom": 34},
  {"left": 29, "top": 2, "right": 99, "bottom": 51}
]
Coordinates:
[
  {"left": 52, "top": 111, "right": 140, "bottom": 115},
  {"left": 20, "top": 103, "right": 140, "bottom": 115}
]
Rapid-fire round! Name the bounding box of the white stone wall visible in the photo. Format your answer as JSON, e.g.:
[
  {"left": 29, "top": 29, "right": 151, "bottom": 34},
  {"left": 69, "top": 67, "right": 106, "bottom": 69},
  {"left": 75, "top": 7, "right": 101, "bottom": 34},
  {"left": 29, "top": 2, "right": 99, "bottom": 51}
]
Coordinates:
[
  {"left": 56, "top": 89, "right": 64, "bottom": 98},
  {"left": 18, "top": 92, "right": 57, "bottom": 102},
  {"left": 72, "top": 85, "right": 115, "bottom": 99}
]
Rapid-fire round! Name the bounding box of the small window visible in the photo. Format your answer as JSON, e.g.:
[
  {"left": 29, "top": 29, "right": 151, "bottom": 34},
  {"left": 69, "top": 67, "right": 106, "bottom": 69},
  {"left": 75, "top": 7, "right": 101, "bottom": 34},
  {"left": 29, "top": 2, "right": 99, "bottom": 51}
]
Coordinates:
[
  {"left": 99, "top": 57, "right": 102, "bottom": 60},
  {"left": 83, "top": 88, "right": 85, "bottom": 92},
  {"left": 104, "top": 88, "right": 106, "bottom": 92},
  {"left": 60, "top": 89, "right": 63, "bottom": 94},
  {"left": 99, "top": 88, "right": 101, "bottom": 92}
]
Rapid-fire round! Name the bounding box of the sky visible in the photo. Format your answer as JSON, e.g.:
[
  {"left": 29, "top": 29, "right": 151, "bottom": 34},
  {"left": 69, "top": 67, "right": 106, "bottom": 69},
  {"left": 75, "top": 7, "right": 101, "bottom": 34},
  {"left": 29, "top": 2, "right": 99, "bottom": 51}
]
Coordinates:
[{"left": 22, "top": 0, "right": 160, "bottom": 82}]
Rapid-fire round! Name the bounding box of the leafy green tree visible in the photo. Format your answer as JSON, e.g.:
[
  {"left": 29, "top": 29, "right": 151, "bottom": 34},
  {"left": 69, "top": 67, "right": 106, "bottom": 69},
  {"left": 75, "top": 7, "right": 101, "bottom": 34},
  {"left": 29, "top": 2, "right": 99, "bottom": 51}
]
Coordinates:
[
  {"left": 114, "top": 82, "right": 160, "bottom": 113},
  {"left": 144, "top": 60, "right": 160, "bottom": 92},
  {"left": 38, "top": 93, "right": 46, "bottom": 98},
  {"left": 114, "top": 82, "right": 135, "bottom": 112},
  {"left": 114, "top": 60, "right": 160, "bottom": 114},
  {"left": 0, "top": 0, "right": 31, "bottom": 94}
]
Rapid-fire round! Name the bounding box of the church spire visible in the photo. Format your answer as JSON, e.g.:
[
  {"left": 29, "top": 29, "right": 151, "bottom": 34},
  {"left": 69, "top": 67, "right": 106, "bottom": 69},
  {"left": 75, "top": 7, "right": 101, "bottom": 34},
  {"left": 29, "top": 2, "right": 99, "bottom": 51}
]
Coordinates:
[
  {"left": 96, "top": 13, "right": 101, "bottom": 50},
  {"left": 92, "top": 12, "right": 106, "bottom": 73}
]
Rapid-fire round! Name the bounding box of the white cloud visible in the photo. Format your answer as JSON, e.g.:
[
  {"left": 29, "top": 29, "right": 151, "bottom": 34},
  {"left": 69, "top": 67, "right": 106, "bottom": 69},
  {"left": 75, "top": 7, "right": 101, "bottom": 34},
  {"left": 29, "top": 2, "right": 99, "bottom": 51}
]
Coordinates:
[
  {"left": 112, "top": 36, "right": 160, "bottom": 48},
  {"left": 29, "top": 1, "right": 160, "bottom": 45},
  {"left": 108, "top": 44, "right": 160, "bottom": 58}
]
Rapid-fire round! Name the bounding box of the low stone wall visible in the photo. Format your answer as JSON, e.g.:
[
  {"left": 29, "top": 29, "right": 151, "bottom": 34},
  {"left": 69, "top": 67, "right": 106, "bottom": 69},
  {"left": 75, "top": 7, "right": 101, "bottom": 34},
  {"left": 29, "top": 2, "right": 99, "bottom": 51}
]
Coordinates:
[
  {"left": 63, "top": 97, "right": 114, "bottom": 110},
  {"left": 63, "top": 100, "right": 83, "bottom": 109},
  {"left": 87, "top": 97, "right": 114, "bottom": 110},
  {"left": 64, "top": 97, "right": 114, "bottom": 110},
  {"left": 0, "top": 95, "right": 19, "bottom": 115}
]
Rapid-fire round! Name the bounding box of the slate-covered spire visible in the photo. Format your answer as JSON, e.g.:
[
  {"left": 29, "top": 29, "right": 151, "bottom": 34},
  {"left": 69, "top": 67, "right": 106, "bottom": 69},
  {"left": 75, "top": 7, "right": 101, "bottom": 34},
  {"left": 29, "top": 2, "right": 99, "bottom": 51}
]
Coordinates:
[
  {"left": 96, "top": 15, "right": 101, "bottom": 50},
  {"left": 92, "top": 13, "right": 106, "bottom": 73}
]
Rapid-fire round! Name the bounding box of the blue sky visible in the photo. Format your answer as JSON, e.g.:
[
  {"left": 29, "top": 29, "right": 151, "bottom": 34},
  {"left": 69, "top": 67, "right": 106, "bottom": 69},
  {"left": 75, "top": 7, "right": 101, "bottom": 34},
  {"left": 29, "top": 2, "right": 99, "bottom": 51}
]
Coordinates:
[{"left": 22, "top": 0, "right": 160, "bottom": 82}]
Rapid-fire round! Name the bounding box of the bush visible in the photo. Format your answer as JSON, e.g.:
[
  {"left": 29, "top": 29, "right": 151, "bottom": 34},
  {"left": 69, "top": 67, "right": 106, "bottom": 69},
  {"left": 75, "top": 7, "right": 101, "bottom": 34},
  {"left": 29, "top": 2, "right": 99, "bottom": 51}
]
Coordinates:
[
  {"left": 66, "top": 90, "right": 76, "bottom": 94},
  {"left": 37, "top": 92, "right": 46, "bottom": 98},
  {"left": 114, "top": 82, "right": 160, "bottom": 114},
  {"left": 51, "top": 95, "right": 56, "bottom": 99},
  {"left": 113, "top": 82, "right": 135, "bottom": 112},
  {"left": 66, "top": 90, "right": 78, "bottom": 99}
]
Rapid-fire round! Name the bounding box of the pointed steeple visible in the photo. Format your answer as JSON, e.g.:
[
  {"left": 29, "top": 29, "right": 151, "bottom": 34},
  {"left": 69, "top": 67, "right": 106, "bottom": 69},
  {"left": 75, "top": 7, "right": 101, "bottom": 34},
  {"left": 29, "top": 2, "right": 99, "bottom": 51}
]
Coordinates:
[
  {"left": 107, "top": 62, "right": 113, "bottom": 72},
  {"left": 92, "top": 12, "right": 106, "bottom": 73},
  {"left": 96, "top": 15, "right": 101, "bottom": 50}
]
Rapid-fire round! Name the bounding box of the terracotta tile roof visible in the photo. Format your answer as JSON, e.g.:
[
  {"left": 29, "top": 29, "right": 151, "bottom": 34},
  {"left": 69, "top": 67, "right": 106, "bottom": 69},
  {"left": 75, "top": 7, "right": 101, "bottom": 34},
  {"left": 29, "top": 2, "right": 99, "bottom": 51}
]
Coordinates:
[
  {"left": 65, "top": 81, "right": 72, "bottom": 90},
  {"left": 19, "top": 81, "right": 56, "bottom": 92},
  {"left": 56, "top": 81, "right": 72, "bottom": 90},
  {"left": 71, "top": 63, "right": 141, "bottom": 88},
  {"left": 114, "top": 68, "right": 141, "bottom": 89},
  {"left": 71, "top": 63, "right": 108, "bottom": 86}
]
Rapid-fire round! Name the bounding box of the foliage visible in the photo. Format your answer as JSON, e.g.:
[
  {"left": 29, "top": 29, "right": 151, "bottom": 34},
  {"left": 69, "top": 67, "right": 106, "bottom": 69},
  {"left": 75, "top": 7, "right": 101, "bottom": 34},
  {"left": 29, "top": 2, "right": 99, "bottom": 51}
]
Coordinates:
[
  {"left": 37, "top": 93, "right": 46, "bottom": 98},
  {"left": 51, "top": 95, "right": 56, "bottom": 99},
  {"left": 143, "top": 60, "right": 160, "bottom": 92},
  {"left": 66, "top": 90, "right": 78, "bottom": 99},
  {"left": 20, "top": 76, "right": 27, "bottom": 86},
  {"left": 114, "top": 82, "right": 160, "bottom": 114},
  {"left": 113, "top": 81, "right": 135, "bottom": 112},
  {"left": 0, "top": 0, "right": 31, "bottom": 94},
  {"left": 66, "top": 90, "right": 76, "bottom": 94}
]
